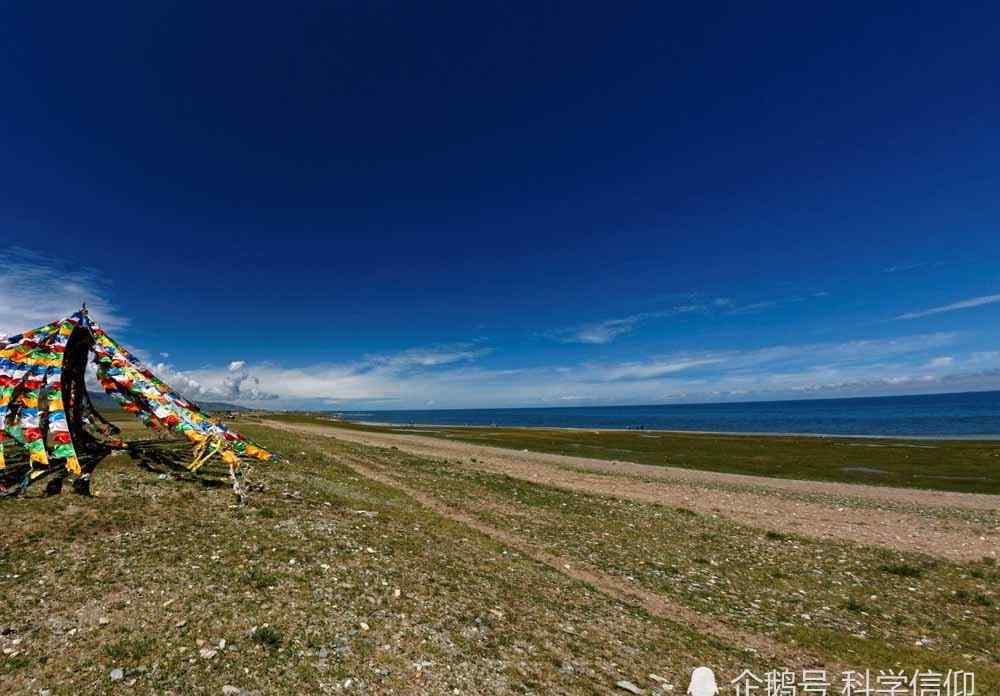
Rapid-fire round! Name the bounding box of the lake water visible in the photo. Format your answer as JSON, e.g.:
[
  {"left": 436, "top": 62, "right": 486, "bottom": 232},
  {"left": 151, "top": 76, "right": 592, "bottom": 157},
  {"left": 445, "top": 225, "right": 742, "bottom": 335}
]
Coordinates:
[{"left": 336, "top": 390, "right": 1000, "bottom": 437}]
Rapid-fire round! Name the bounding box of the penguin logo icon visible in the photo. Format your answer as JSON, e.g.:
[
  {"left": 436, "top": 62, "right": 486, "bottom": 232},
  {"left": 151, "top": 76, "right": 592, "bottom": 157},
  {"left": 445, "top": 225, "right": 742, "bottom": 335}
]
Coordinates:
[{"left": 687, "top": 666, "right": 719, "bottom": 696}]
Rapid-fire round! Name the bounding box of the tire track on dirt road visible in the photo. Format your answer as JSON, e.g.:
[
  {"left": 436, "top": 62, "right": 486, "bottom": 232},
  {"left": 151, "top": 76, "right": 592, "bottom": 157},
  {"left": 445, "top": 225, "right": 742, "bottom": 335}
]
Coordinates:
[
  {"left": 319, "top": 445, "right": 811, "bottom": 666},
  {"left": 263, "top": 421, "right": 999, "bottom": 562}
]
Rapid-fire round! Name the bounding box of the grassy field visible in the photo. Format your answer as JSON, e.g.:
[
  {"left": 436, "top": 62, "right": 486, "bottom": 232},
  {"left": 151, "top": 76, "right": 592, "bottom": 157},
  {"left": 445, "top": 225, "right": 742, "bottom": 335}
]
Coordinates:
[
  {"left": 0, "top": 425, "right": 762, "bottom": 694},
  {"left": 2, "top": 420, "right": 996, "bottom": 694},
  {"left": 342, "top": 441, "right": 999, "bottom": 666},
  {"left": 267, "top": 414, "right": 1000, "bottom": 494}
]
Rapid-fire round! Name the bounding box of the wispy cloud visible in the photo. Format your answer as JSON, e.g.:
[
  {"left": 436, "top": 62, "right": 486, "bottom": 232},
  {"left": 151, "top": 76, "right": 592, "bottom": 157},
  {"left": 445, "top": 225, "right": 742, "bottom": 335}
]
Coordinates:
[
  {"left": 550, "top": 297, "right": 731, "bottom": 344},
  {"left": 593, "top": 357, "right": 725, "bottom": 381},
  {"left": 150, "top": 341, "right": 495, "bottom": 405},
  {"left": 726, "top": 300, "right": 777, "bottom": 315},
  {"left": 365, "top": 343, "right": 492, "bottom": 368},
  {"left": 145, "top": 331, "right": 988, "bottom": 410},
  {"left": 0, "top": 247, "right": 127, "bottom": 337},
  {"left": 725, "top": 292, "right": 829, "bottom": 315},
  {"left": 885, "top": 262, "right": 927, "bottom": 273},
  {"left": 5, "top": 249, "right": 990, "bottom": 410},
  {"left": 551, "top": 292, "right": 829, "bottom": 344},
  {"left": 923, "top": 356, "right": 954, "bottom": 369},
  {"left": 884, "top": 261, "right": 944, "bottom": 274},
  {"left": 558, "top": 314, "right": 649, "bottom": 344},
  {"left": 897, "top": 293, "right": 1000, "bottom": 320}
]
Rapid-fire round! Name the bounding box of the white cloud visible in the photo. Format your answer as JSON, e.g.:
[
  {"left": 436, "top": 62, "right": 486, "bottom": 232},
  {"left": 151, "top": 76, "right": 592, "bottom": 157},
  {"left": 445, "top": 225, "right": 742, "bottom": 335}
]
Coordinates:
[
  {"left": 923, "top": 356, "right": 954, "bottom": 369},
  {"left": 597, "top": 357, "right": 725, "bottom": 381},
  {"left": 147, "top": 341, "right": 494, "bottom": 406},
  {"left": 0, "top": 247, "right": 127, "bottom": 336},
  {"left": 884, "top": 261, "right": 945, "bottom": 274},
  {"left": 153, "top": 360, "right": 278, "bottom": 402},
  {"left": 897, "top": 293, "right": 1000, "bottom": 320},
  {"left": 969, "top": 351, "right": 1000, "bottom": 364},
  {"left": 143, "top": 330, "right": 995, "bottom": 410},
  {"left": 562, "top": 315, "right": 646, "bottom": 344},
  {"left": 550, "top": 298, "right": 731, "bottom": 344},
  {"left": 551, "top": 293, "right": 831, "bottom": 344},
  {"left": 3, "top": 250, "right": 981, "bottom": 410},
  {"left": 885, "top": 262, "right": 927, "bottom": 273},
  {"left": 725, "top": 291, "right": 830, "bottom": 315},
  {"left": 365, "top": 343, "right": 491, "bottom": 369},
  {"left": 727, "top": 300, "right": 777, "bottom": 315}
]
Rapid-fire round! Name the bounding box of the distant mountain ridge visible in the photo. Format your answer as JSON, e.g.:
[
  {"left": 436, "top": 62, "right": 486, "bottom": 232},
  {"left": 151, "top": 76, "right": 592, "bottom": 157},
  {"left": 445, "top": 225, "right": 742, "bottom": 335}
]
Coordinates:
[{"left": 88, "top": 391, "right": 253, "bottom": 414}]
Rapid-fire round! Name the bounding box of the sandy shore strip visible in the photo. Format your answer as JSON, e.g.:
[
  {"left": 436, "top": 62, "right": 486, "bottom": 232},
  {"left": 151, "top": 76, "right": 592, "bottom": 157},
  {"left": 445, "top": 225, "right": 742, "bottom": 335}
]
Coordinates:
[{"left": 264, "top": 420, "right": 1000, "bottom": 562}]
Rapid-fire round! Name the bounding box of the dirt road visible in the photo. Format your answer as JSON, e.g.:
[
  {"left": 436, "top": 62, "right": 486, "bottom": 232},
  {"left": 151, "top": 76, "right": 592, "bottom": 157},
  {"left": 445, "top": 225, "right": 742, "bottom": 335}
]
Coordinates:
[
  {"left": 264, "top": 420, "right": 1000, "bottom": 561},
  {"left": 326, "top": 447, "right": 795, "bottom": 662}
]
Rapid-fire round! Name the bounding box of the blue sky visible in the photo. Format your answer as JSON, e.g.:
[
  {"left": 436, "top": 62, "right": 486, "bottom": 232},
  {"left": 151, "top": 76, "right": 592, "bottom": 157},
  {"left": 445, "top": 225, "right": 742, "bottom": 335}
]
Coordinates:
[{"left": 2, "top": 2, "right": 999, "bottom": 409}]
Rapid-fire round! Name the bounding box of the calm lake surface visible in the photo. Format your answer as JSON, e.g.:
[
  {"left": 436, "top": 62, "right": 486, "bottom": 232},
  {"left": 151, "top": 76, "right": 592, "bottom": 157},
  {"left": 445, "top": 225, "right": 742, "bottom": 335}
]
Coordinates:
[{"left": 336, "top": 391, "right": 1000, "bottom": 437}]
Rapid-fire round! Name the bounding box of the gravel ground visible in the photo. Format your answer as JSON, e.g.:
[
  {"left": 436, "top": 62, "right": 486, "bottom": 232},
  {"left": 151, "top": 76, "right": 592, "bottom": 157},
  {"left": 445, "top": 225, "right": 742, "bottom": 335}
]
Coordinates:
[
  {"left": 1, "top": 427, "right": 775, "bottom": 695},
  {"left": 265, "top": 421, "right": 999, "bottom": 562},
  {"left": 4, "top": 422, "right": 996, "bottom": 694}
]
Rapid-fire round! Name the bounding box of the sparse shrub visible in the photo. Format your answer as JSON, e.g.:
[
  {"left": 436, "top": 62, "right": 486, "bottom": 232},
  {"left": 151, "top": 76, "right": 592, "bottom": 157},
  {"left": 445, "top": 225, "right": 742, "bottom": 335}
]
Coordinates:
[
  {"left": 880, "top": 563, "right": 923, "bottom": 578},
  {"left": 251, "top": 625, "right": 283, "bottom": 648},
  {"left": 766, "top": 530, "right": 787, "bottom": 541},
  {"left": 244, "top": 567, "right": 278, "bottom": 589},
  {"left": 844, "top": 597, "right": 867, "bottom": 613},
  {"left": 103, "top": 636, "right": 154, "bottom": 661},
  {"left": 955, "top": 588, "right": 994, "bottom": 606}
]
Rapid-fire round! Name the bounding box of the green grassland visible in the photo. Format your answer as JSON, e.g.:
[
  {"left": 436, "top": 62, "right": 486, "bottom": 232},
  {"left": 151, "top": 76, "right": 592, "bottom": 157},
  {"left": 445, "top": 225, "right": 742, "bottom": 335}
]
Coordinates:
[
  {"left": 267, "top": 414, "right": 1000, "bottom": 494},
  {"left": 0, "top": 425, "right": 763, "bottom": 694},
  {"left": 336, "top": 439, "right": 998, "bottom": 678},
  {"left": 2, "top": 419, "right": 996, "bottom": 694}
]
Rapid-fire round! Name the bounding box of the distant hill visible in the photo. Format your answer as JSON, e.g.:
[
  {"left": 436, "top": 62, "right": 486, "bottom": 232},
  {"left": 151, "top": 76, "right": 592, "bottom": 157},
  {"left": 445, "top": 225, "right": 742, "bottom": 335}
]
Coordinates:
[{"left": 88, "top": 391, "right": 253, "bottom": 414}]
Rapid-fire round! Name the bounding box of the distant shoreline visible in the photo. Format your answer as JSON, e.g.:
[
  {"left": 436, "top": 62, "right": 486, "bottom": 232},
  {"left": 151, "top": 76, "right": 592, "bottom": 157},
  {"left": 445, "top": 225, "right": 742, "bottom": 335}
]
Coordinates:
[
  {"left": 320, "top": 391, "right": 1000, "bottom": 440},
  {"left": 347, "top": 419, "right": 1000, "bottom": 441}
]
